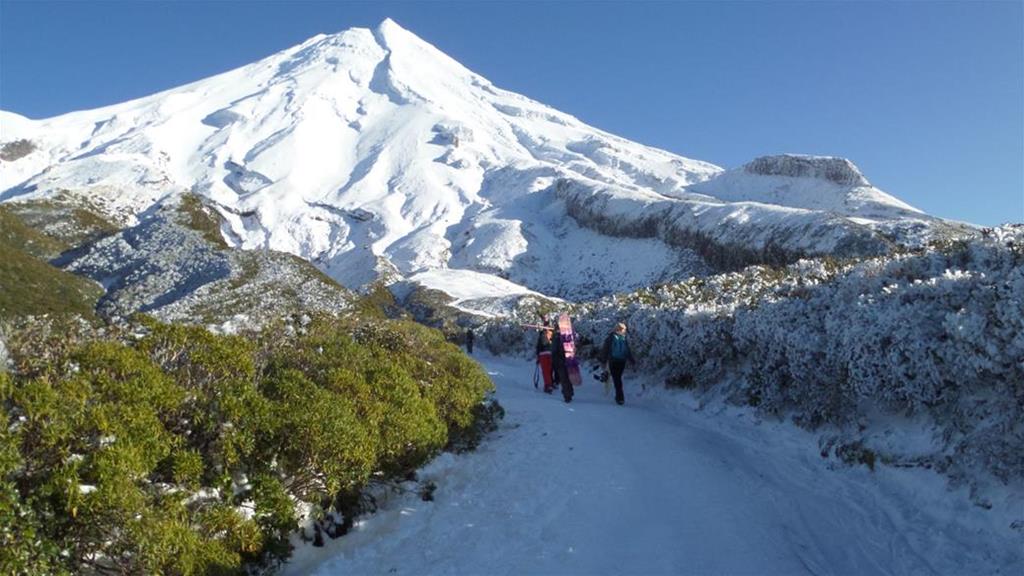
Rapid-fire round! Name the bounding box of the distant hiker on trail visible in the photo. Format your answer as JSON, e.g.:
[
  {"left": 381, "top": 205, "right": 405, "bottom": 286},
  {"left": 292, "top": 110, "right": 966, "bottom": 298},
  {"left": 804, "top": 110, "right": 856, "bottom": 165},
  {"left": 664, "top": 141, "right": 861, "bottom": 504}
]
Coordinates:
[
  {"left": 601, "top": 323, "right": 636, "bottom": 405},
  {"left": 535, "top": 323, "right": 555, "bottom": 393},
  {"left": 465, "top": 329, "right": 474, "bottom": 354},
  {"left": 552, "top": 329, "right": 574, "bottom": 403}
]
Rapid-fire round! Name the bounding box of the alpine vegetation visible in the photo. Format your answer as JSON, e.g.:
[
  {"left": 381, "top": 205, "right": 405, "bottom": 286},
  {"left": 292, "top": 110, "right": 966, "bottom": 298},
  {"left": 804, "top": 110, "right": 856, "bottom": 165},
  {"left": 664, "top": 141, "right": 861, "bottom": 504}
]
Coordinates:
[
  {"left": 0, "top": 314, "right": 493, "bottom": 574},
  {"left": 482, "top": 226, "right": 1023, "bottom": 491},
  {"left": 0, "top": 189, "right": 498, "bottom": 573}
]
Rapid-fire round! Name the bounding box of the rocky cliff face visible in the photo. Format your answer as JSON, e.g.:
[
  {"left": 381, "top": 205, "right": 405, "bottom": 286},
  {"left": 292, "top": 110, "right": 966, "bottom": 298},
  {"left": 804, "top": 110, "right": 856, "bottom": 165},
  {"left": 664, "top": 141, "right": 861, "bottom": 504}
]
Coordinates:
[
  {"left": 554, "top": 177, "right": 892, "bottom": 272},
  {"left": 743, "top": 154, "right": 871, "bottom": 186}
]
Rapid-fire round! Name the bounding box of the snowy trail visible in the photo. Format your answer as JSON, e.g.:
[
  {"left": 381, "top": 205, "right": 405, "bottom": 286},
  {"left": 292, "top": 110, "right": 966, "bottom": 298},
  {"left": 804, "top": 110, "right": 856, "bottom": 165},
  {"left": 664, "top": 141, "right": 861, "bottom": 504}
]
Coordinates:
[{"left": 290, "top": 353, "right": 1022, "bottom": 576}]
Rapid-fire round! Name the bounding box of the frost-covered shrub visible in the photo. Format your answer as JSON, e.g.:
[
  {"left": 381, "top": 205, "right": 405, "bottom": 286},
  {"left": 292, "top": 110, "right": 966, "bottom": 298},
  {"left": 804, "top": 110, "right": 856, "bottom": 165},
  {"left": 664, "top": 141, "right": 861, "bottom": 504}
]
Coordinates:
[
  {"left": 734, "top": 296, "right": 853, "bottom": 426},
  {"left": 477, "top": 296, "right": 567, "bottom": 358},
  {"left": 727, "top": 227, "right": 1024, "bottom": 481},
  {"left": 484, "top": 225, "right": 1024, "bottom": 484},
  {"left": 573, "top": 306, "right": 734, "bottom": 391},
  {"left": 480, "top": 320, "right": 533, "bottom": 357}
]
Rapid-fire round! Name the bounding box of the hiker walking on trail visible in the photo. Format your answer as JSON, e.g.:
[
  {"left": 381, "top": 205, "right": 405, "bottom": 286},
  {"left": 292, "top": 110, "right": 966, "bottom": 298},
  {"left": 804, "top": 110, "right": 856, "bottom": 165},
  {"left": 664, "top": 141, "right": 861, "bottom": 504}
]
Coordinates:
[
  {"left": 536, "top": 324, "right": 555, "bottom": 393},
  {"left": 602, "top": 323, "right": 635, "bottom": 405},
  {"left": 465, "top": 328, "right": 475, "bottom": 354},
  {"left": 552, "top": 329, "right": 574, "bottom": 403}
]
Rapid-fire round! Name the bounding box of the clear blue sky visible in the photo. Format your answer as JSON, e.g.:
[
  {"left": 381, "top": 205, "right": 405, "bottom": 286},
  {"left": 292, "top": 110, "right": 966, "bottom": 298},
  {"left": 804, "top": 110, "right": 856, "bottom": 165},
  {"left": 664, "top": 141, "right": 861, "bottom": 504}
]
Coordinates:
[{"left": 1, "top": 1, "right": 1021, "bottom": 226}]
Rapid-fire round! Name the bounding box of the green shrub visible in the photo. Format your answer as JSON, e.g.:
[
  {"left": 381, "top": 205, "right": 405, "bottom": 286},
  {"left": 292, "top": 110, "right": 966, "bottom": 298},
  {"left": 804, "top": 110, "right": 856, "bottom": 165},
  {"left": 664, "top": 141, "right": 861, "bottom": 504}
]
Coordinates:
[
  {"left": 363, "top": 357, "right": 447, "bottom": 474},
  {"left": 0, "top": 390, "right": 65, "bottom": 575},
  {"left": 248, "top": 473, "right": 298, "bottom": 560},
  {"left": 1, "top": 312, "right": 496, "bottom": 573},
  {"left": 138, "top": 320, "right": 270, "bottom": 479},
  {"left": 0, "top": 224, "right": 102, "bottom": 320},
  {"left": 357, "top": 319, "right": 493, "bottom": 431},
  {"left": 447, "top": 399, "right": 505, "bottom": 453},
  {"left": 4, "top": 335, "right": 258, "bottom": 574},
  {"left": 261, "top": 368, "right": 376, "bottom": 497},
  {"left": 171, "top": 448, "right": 204, "bottom": 489},
  {"left": 356, "top": 280, "right": 405, "bottom": 319},
  {"left": 3, "top": 194, "right": 119, "bottom": 250},
  {"left": 177, "top": 193, "right": 228, "bottom": 249},
  {"left": 0, "top": 207, "right": 65, "bottom": 259}
]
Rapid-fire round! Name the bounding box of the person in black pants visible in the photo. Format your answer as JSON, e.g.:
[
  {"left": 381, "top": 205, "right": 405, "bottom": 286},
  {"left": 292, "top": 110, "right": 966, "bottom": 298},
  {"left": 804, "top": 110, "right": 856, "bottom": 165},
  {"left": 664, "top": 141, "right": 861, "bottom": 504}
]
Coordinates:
[
  {"left": 601, "top": 323, "right": 636, "bottom": 405},
  {"left": 551, "top": 331, "right": 574, "bottom": 403},
  {"left": 465, "top": 328, "right": 474, "bottom": 354}
]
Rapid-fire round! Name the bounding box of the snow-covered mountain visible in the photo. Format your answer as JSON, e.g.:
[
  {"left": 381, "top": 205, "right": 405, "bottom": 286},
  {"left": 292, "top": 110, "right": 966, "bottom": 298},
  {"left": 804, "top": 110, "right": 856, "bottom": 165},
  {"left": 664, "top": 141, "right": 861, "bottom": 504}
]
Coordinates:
[{"left": 0, "top": 19, "right": 964, "bottom": 302}]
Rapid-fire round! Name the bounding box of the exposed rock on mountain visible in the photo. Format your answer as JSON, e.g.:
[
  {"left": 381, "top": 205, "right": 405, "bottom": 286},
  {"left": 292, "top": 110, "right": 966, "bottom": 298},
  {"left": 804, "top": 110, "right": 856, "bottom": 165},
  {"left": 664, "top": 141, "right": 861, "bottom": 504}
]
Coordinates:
[{"left": 60, "top": 197, "right": 353, "bottom": 325}]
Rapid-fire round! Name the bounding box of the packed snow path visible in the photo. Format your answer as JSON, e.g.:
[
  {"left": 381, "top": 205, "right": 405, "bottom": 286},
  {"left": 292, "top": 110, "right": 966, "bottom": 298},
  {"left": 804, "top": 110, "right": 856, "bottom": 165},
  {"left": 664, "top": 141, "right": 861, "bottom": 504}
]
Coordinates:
[{"left": 291, "top": 353, "right": 1021, "bottom": 575}]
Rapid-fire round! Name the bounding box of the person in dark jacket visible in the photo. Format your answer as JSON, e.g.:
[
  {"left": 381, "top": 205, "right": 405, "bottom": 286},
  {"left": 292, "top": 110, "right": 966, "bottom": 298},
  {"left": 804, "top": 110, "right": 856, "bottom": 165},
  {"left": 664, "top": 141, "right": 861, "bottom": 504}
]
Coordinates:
[
  {"left": 551, "top": 330, "right": 574, "bottom": 403},
  {"left": 465, "top": 328, "right": 474, "bottom": 354},
  {"left": 601, "top": 323, "right": 635, "bottom": 405}
]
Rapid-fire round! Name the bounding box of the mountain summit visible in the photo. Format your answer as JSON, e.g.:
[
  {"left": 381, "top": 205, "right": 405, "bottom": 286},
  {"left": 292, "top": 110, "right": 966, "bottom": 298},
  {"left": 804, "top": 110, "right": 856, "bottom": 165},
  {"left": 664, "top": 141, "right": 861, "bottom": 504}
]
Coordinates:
[{"left": 0, "top": 19, "right": 958, "bottom": 302}]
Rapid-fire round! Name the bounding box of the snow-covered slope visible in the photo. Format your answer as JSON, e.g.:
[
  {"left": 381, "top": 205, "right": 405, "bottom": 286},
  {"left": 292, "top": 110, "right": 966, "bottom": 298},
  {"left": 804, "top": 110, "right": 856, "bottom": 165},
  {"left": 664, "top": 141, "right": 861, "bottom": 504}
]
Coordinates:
[
  {"left": 694, "top": 155, "right": 916, "bottom": 213},
  {"left": 0, "top": 19, "right": 961, "bottom": 301}
]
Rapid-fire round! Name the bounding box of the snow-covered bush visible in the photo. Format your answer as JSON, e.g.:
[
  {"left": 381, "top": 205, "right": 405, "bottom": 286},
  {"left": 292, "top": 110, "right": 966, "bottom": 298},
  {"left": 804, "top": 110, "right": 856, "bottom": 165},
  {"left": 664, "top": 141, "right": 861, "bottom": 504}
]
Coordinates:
[
  {"left": 740, "top": 229, "right": 1021, "bottom": 483},
  {"left": 574, "top": 306, "right": 734, "bottom": 391},
  {"left": 480, "top": 225, "right": 1024, "bottom": 485},
  {"left": 477, "top": 295, "right": 564, "bottom": 358}
]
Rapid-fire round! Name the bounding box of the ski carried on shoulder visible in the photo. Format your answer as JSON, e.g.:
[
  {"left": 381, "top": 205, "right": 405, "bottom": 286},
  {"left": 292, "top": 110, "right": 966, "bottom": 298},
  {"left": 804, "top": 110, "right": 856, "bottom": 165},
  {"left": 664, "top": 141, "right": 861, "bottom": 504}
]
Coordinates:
[{"left": 519, "top": 323, "right": 550, "bottom": 330}]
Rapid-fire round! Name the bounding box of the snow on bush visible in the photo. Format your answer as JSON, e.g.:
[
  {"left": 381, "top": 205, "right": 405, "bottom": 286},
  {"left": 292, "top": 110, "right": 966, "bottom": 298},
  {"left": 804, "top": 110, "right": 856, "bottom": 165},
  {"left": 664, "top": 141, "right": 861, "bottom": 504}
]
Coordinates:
[{"left": 481, "top": 225, "right": 1024, "bottom": 485}]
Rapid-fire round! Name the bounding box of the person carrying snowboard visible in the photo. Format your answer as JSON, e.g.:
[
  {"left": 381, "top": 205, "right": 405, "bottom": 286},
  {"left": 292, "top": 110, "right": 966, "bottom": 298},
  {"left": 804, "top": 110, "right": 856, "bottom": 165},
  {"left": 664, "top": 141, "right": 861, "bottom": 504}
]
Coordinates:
[
  {"left": 465, "top": 328, "right": 475, "bottom": 354},
  {"left": 552, "top": 327, "right": 574, "bottom": 403},
  {"left": 535, "top": 323, "right": 555, "bottom": 393},
  {"left": 601, "top": 322, "right": 635, "bottom": 405}
]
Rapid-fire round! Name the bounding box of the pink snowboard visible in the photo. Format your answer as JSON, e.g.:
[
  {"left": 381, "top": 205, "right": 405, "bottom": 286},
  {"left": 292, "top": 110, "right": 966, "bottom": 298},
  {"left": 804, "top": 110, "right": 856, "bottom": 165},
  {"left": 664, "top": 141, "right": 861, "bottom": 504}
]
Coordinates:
[{"left": 558, "top": 313, "right": 583, "bottom": 386}]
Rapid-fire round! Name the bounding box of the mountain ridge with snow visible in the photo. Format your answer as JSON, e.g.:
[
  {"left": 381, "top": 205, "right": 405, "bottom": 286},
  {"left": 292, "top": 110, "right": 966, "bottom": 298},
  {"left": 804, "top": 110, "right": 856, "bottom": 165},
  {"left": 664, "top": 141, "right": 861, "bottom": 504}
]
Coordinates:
[{"left": 0, "top": 18, "right": 969, "bottom": 301}]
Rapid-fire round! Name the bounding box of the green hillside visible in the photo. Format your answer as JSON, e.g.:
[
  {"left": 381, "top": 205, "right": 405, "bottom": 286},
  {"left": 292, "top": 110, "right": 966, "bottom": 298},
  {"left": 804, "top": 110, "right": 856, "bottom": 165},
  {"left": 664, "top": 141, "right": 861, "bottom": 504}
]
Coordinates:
[{"left": 0, "top": 207, "right": 102, "bottom": 320}]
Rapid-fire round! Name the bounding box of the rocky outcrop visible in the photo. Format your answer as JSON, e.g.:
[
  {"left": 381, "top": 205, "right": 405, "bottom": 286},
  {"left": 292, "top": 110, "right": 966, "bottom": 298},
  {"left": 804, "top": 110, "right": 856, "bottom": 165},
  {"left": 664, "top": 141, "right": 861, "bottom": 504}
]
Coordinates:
[
  {"left": 743, "top": 154, "right": 870, "bottom": 186},
  {"left": 0, "top": 139, "right": 36, "bottom": 162}
]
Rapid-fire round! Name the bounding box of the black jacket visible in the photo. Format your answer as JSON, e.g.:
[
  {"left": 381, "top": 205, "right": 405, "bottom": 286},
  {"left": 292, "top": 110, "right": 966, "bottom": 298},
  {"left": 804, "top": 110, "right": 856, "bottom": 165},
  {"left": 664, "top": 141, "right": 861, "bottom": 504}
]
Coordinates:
[
  {"left": 550, "top": 332, "right": 567, "bottom": 367},
  {"left": 536, "top": 331, "right": 552, "bottom": 355}
]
